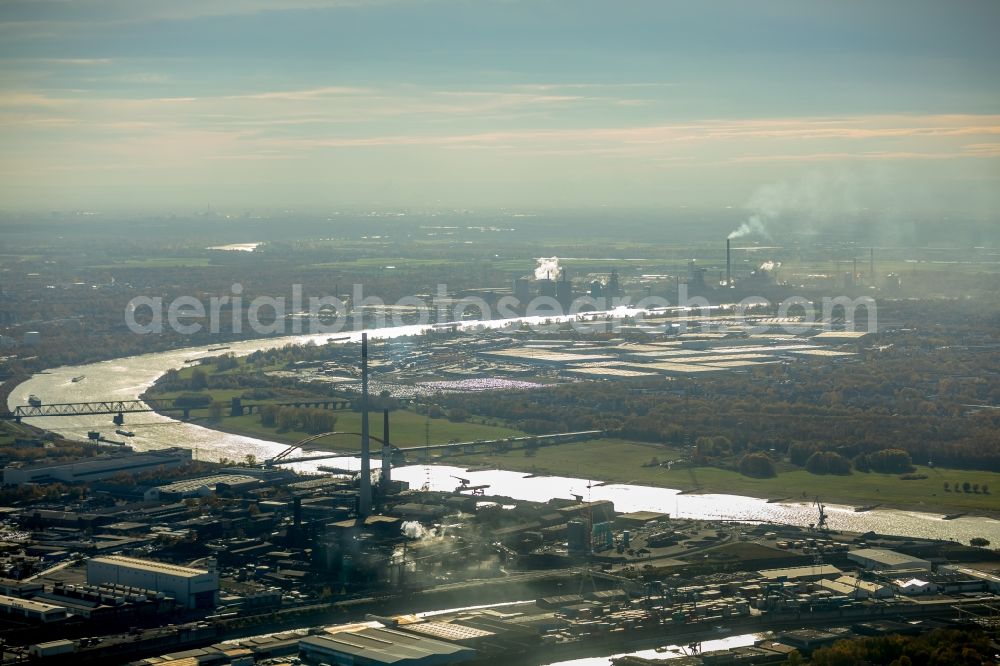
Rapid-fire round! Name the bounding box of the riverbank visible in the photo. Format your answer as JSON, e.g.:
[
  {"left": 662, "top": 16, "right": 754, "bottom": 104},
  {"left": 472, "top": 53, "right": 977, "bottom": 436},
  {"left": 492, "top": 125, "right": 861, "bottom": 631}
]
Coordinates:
[
  {"left": 142, "top": 391, "right": 1000, "bottom": 520},
  {"left": 147, "top": 403, "right": 523, "bottom": 451},
  {"left": 448, "top": 438, "right": 1000, "bottom": 520}
]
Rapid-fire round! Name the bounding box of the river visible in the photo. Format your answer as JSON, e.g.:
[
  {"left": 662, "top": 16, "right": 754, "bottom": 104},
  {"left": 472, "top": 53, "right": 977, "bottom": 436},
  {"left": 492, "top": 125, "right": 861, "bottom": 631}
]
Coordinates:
[
  {"left": 7, "top": 316, "right": 999, "bottom": 545},
  {"left": 545, "top": 632, "right": 764, "bottom": 665}
]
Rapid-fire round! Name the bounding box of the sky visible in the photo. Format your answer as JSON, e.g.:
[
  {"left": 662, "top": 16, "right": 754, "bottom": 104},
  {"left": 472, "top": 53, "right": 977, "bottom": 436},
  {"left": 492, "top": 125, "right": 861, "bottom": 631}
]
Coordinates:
[{"left": 0, "top": 0, "right": 998, "bottom": 215}]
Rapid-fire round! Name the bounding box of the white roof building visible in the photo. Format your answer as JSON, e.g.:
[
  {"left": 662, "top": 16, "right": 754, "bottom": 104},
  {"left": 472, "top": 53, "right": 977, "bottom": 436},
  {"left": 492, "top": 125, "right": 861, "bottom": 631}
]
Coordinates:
[
  {"left": 892, "top": 577, "right": 935, "bottom": 595},
  {"left": 847, "top": 548, "right": 931, "bottom": 571}
]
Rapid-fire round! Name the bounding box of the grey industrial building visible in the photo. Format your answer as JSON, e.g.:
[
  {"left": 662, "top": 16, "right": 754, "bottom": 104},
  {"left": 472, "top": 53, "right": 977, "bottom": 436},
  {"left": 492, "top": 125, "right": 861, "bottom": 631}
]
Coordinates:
[
  {"left": 299, "top": 627, "right": 476, "bottom": 665},
  {"left": 0, "top": 593, "right": 69, "bottom": 623},
  {"left": 940, "top": 566, "right": 1000, "bottom": 593},
  {"left": 86, "top": 555, "right": 218, "bottom": 609},
  {"left": 143, "top": 473, "right": 260, "bottom": 501},
  {"left": 757, "top": 564, "right": 843, "bottom": 582},
  {"left": 2, "top": 447, "right": 193, "bottom": 485},
  {"left": 847, "top": 548, "right": 931, "bottom": 571}
]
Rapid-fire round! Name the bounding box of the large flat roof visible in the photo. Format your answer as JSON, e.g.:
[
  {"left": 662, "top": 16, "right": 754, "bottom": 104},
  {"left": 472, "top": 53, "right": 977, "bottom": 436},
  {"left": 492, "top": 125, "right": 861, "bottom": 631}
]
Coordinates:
[
  {"left": 811, "top": 331, "right": 872, "bottom": 340},
  {"left": 816, "top": 579, "right": 855, "bottom": 596},
  {"left": 566, "top": 367, "right": 658, "bottom": 378},
  {"left": 303, "top": 626, "right": 474, "bottom": 663},
  {"left": 14, "top": 448, "right": 189, "bottom": 473},
  {"left": 835, "top": 575, "right": 886, "bottom": 593},
  {"left": 403, "top": 621, "right": 494, "bottom": 642},
  {"left": 156, "top": 474, "right": 259, "bottom": 493},
  {"left": 702, "top": 359, "right": 780, "bottom": 368},
  {"left": 849, "top": 548, "right": 929, "bottom": 566},
  {"left": 733, "top": 344, "right": 819, "bottom": 353},
  {"left": 677, "top": 354, "right": 772, "bottom": 362},
  {"left": 758, "top": 564, "right": 843, "bottom": 580},
  {"left": 0, "top": 593, "right": 68, "bottom": 613},
  {"left": 607, "top": 343, "right": 682, "bottom": 352},
  {"left": 625, "top": 362, "right": 727, "bottom": 374},
  {"left": 89, "top": 555, "right": 209, "bottom": 579},
  {"left": 623, "top": 349, "right": 704, "bottom": 358},
  {"left": 618, "top": 511, "right": 669, "bottom": 522},
  {"left": 785, "top": 349, "right": 855, "bottom": 357},
  {"left": 483, "top": 348, "right": 614, "bottom": 364}
]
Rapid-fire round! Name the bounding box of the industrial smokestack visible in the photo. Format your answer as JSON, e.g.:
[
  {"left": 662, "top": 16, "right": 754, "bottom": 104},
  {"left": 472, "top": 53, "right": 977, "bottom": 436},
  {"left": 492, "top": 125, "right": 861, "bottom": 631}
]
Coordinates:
[
  {"left": 726, "top": 238, "right": 732, "bottom": 287},
  {"left": 870, "top": 247, "right": 875, "bottom": 282},
  {"left": 359, "top": 333, "right": 372, "bottom": 516},
  {"left": 381, "top": 408, "right": 391, "bottom": 496}
]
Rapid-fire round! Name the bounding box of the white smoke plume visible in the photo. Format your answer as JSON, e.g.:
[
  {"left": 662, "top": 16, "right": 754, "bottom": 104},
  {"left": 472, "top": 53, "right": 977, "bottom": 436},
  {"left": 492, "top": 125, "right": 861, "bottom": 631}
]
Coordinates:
[
  {"left": 759, "top": 260, "right": 781, "bottom": 272},
  {"left": 728, "top": 215, "right": 767, "bottom": 240},
  {"left": 534, "top": 256, "right": 561, "bottom": 280},
  {"left": 730, "top": 171, "right": 864, "bottom": 240},
  {"left": 401, "top": 521, "right": 426, "bottom": 539}
]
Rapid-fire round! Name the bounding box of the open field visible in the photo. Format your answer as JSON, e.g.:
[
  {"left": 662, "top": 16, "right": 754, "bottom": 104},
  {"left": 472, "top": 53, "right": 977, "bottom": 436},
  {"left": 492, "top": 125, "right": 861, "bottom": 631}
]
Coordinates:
[
  {"left": 452, "top": 438, "right": 1000, "bottom": 517},
  {"left": 0, "top": 421, "right": 36, "bottom": 448},
  {"left": 148, "top": 358, "right": 524, "bottom": 450},
  {"left": 89, "top": 257, "right": 219, "bottom": 268},
  {"left": 186, "top": 408, "right": 522, "bottom": 451}
]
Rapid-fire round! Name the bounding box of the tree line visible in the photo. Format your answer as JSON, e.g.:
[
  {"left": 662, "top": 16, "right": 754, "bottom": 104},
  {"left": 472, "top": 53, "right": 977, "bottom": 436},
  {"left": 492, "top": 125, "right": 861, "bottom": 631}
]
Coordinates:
[{"left": 435, "top": 325, "right": 999, "bottom": 473}]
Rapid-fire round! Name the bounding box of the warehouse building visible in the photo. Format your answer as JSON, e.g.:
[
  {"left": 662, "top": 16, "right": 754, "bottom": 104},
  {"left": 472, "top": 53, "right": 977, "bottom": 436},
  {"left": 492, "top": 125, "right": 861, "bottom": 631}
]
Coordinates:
[
  {"left": 2, "top": 448, "right": 192, "bottom": 485},
  {"left": 144, "top": 473, "right": 261, "bottom": 501},
  {"left": 0, "top": 593, "right": 69, "bottom": 623},
  {"left": 847, "top": 548, "right": 931, "bottom": 571},
  {"left": 810, "top": 331, "right": 873, "bottom": 344},
  {"left": 832, "top": 575, "right": 892, "bottom": 599},
  {"left": 891, "top": 577, "right": 935, "bottom": 595},
  {"left": 940, "top": 566, "right": 1000, "bottom": 593},
  {"left": 86, "top": 555, "right": 218, "bottom": 609},
  {"left": 757, "top": 564, "right": 843, "bottom": 582},
  {"left": 299, "top": 626, "right": 476, "bottom": 665}
]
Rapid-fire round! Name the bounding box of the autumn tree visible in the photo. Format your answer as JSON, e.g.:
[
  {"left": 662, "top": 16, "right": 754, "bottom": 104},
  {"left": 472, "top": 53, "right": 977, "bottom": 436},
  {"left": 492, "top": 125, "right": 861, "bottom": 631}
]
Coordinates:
[{"left": 739, "top": 452, "right": 776, "bottom": 478}]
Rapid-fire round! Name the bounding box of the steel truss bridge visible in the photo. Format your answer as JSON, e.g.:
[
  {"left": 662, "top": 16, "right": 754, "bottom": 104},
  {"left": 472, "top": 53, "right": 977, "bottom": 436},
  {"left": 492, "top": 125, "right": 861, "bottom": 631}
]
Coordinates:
[
  {"left": 3, "top": 399, "right": 180, "bottom": 421},
  {"left": 1, "top": 397, "right": 357, "bottom": 422}
]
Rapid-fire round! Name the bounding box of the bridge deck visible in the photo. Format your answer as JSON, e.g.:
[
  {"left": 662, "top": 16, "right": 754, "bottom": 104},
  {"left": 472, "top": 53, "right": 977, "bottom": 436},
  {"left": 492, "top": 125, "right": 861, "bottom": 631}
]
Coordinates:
[{"left": 3, "top": 399, "right": 179, "bottom": 419}]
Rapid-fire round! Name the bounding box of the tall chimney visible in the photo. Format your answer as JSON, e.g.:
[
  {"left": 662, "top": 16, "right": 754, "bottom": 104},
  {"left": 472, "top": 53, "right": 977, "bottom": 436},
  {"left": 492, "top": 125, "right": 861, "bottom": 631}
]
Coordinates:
[
  {"left": 726, "top": 238, "right": 732, "bottom": 287},
  {"left": 870, "top": 247, "right": 875, "bottom": 282},
  {"left": 381, "top": 408, "right": 391, "bottom": 496},
  {"left": 359, "top": 333, "right": 372, "bottom": 516}
]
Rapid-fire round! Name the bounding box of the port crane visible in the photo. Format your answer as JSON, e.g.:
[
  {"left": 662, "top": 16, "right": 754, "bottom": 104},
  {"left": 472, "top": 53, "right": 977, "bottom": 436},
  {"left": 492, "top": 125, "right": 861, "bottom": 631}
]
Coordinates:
[
  {"left": 814, "top": 497, "right": 828, "bottom": 531},
  {"left": 451, "top": 475, "right": 488, "bottom": 495}
]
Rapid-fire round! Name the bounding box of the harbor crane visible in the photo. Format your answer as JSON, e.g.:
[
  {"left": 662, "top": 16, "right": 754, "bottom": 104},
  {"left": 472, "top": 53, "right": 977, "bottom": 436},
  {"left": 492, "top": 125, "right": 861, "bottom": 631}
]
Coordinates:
[
  {"left": 450, "top": 475, "right": 488, "bottom": 495},
  {"left": 814, "top": 497, "right": 828, "bottom": 531}
]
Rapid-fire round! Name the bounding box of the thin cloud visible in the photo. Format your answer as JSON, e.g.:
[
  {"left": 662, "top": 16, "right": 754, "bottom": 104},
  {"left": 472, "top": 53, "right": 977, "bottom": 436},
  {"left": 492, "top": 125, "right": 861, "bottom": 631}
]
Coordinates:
[
  {"left": 0, "top": 1, "right": 405, "bottom": 25},
  {"left": 41, "top": 58, "right": 114, "bottom": 65},
  {"left": 0, "top": 92, "right": 70, "bottom": 107},
  {"left": 228, "top": 86, "right": 374, "bottom": 101},
  {"left": 725, "top": 151, "right": 965, "bottom": 164},
  {"left": 292, "top": 114, "right": 1000, "bottom": 150}
]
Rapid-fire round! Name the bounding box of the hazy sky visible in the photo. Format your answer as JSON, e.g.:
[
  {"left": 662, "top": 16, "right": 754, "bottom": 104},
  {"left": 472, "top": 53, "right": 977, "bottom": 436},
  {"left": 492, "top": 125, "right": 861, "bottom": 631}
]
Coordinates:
[{"left": 0, "top": 0, "right": 998, "bottom": 214}]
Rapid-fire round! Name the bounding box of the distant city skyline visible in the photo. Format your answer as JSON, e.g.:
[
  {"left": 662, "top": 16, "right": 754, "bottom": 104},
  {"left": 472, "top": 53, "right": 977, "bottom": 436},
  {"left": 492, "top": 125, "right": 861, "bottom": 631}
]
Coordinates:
[{"left": 0, "top": 0, "right": 998, "bottom": 215}]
